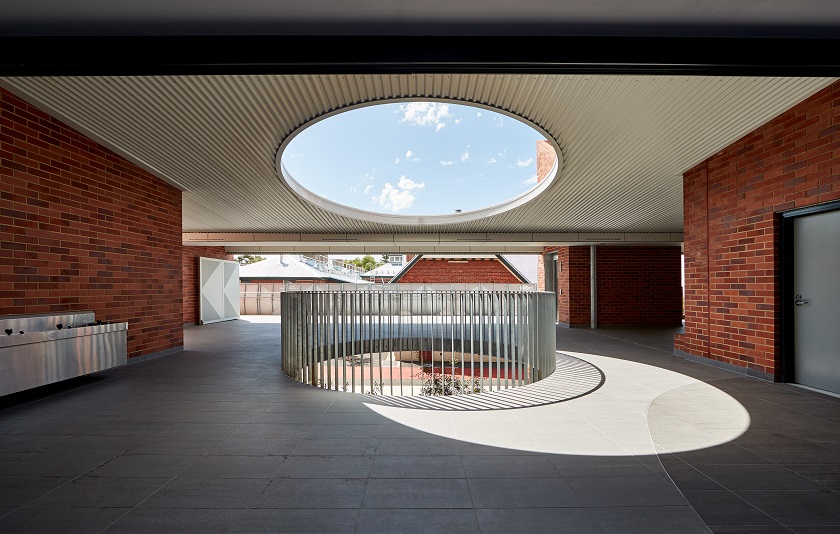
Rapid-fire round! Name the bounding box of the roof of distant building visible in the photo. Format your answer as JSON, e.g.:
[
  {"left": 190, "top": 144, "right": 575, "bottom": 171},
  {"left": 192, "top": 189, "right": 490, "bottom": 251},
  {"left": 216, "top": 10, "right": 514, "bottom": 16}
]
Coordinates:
[
  {"left": 238, "top": 255, "right": 369, "bottom": 284},
  {"left": 360, "top": 262, "right": 408, "bottom": 280},
  {"left": 500, "top": 254, "right": 539, "bottom": 284}
]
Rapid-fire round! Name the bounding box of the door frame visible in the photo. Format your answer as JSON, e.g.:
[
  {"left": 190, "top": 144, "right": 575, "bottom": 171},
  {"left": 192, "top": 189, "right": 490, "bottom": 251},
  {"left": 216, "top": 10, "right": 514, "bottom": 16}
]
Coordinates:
[
  {"left": 543, "top": 252, "right": 559, "bottom": 322},
  {"left": 779, "top": 199, "right": 840, "bottom": 383}
]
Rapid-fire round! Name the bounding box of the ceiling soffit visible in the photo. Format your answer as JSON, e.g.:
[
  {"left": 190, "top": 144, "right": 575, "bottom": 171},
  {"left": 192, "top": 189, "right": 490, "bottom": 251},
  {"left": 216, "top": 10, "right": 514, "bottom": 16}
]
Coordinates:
[{"left": 0, "top": 74, "right": 835, "bottom": 241}]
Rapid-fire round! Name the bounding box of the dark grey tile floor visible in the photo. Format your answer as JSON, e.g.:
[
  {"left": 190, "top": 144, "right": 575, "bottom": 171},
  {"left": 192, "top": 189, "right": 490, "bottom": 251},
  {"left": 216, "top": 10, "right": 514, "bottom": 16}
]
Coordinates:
[{"left": 0, "top": 318, "right": 838, "bottom": 533}]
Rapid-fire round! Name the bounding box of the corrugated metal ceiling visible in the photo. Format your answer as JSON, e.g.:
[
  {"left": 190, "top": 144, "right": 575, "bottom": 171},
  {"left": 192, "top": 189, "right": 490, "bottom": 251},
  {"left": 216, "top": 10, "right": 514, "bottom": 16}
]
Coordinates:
[{"left": 1, "top": 74, "right": 835, "bottom": 236}]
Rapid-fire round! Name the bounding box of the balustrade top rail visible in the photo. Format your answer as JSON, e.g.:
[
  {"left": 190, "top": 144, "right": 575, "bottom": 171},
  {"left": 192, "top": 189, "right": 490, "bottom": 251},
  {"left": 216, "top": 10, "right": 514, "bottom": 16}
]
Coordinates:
[
  {"left": 245, "top": 282, "right": 538, "bottom": 293},
  {"left": 241, "top": 283, "right": 539, "bottom": 316}
]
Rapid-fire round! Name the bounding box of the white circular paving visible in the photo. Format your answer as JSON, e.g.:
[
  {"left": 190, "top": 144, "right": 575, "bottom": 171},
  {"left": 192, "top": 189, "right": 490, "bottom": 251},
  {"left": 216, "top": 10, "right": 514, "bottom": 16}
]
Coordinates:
[{"left": 361, "top": 352, "right": 604, "bottom": 411}]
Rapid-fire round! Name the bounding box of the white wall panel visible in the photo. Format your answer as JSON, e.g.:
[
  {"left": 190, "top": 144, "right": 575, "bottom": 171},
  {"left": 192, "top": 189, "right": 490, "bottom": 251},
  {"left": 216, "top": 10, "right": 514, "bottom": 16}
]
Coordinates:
[{"left": 200, "top": 257, "right": 240, "bottom": 324}]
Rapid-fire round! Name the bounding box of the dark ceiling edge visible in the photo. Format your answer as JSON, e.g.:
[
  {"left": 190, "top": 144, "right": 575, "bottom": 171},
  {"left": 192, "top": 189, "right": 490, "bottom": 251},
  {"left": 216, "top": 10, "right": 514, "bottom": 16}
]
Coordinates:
[
  {"left": 3, "top": 35, "right": 840, "bottom": 76},
  {"left": 388, "top": 254, "right": 423, "bottom": 283}
]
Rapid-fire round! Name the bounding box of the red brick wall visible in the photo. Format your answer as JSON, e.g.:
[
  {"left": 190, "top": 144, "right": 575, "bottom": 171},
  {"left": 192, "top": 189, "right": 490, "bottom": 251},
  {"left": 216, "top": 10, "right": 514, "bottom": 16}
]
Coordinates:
[
  {"left": 536, "top": 249, "right": 547, "bottom": 292},
  {"left": 566, "top": 247, "right": 592, "bottom": 326},
  {"left": 676, "top": 80, "right": 840, "bottom": 378},
  {"left": 678, "top": 165, "right": 710, "bottom": 361},
  {"left": 540, "top": 246, "right": 590, "bottom": 326},
  {"left": 542, "top": 245, "right": 681, "bottom": 327},
  {"left": 182, "top": 246, "right": 234, "bottom": 325},
  {"left": 396, "top": 258, "right": 521, "bottom": 284},
  {"left": 536, "top": 140, "right": 556, "bottom": 184},
  {"left": 597, "top": 246, "right": 683, "bottom": 327},
  {"left": 0, "top": 88, "right": 183, "bottom": 359}
]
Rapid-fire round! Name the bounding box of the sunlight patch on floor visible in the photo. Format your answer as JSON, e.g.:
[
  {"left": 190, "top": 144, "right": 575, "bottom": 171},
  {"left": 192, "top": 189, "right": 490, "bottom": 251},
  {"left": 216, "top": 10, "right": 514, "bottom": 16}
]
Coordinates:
[{"left": 364, "top": 351, "right": 750, "bottom": 456}]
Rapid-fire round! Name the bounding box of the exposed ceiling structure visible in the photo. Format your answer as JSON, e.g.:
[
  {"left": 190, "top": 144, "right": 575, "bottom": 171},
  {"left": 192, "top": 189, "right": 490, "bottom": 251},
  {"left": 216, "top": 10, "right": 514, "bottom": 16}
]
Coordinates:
[
  {"left": 2, "top": 1, "right": 839, "bottom": 254},
  {"left": 3, "top": 0, "right": 840, "bottom": 37},
  {"left": 1, "top": 74, "right": 834, "bottom": 253}
]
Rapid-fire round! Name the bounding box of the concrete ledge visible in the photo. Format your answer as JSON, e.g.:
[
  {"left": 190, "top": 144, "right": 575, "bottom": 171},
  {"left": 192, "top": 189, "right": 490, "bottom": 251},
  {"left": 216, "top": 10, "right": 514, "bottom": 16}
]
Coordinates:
[
  {"left": 674, "top": 348, "right": 774, "bottom": 381},
  {"left": 126, "top": 345, "right": 184, "bottom": 364},
  {"left": 558, "top": 322, "right": 593, "bottom": 329},
  {"left": 598, "top": 323, "right": 684, "bottom": 328}
]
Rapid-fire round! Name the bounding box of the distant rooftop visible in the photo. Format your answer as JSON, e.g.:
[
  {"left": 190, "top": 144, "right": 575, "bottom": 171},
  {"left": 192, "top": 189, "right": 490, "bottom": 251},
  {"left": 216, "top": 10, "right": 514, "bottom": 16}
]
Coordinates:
[
  {"left": 360, "top": 262, "right": 407, "bottom": 281},
  {"left": 238, "top": 254, "right": 370, "bottom": 284}
]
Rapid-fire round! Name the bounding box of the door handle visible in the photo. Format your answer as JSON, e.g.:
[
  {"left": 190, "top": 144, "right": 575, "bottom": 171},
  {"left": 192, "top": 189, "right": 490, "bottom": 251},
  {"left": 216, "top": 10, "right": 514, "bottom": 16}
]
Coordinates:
[{"left": 795, "top": 294, "right": 810, "bottom": 306}]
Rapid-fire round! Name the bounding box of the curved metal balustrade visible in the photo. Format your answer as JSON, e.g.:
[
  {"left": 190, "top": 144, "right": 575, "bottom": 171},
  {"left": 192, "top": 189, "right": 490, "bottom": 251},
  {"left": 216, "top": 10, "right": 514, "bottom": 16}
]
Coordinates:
[{"left": 280, "top": 290, "right": 557, "bottom": 396}]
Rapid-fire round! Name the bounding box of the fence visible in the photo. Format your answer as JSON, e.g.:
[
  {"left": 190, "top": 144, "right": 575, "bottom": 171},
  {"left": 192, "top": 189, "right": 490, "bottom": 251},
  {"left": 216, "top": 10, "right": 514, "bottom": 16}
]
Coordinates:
[{"left": 280, "top": 289, "right": 556, "bottom": 397}]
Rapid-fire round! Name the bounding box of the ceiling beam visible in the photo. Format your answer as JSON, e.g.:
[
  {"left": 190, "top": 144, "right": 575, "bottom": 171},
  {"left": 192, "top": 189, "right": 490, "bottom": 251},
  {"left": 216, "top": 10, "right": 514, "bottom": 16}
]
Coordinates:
[
  {"left": 3, "top": 36, "right": 840, "bottom": 76},
  {"left": 184, "top": 232, "right": 684, "bottom": 254}
]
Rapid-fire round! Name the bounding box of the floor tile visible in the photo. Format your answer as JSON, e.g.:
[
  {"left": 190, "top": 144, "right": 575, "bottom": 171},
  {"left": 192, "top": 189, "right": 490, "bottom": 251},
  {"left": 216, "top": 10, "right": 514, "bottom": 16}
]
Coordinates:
[
  {"left": 88, "top": 454, "right": 198, "bottom": 478},
  {"left": 180, "top": 455, "right": 285, "bottom": 479},
  {"left": 357, "top": 508, "right": 480, "bottom": 533},
  {"left": 682, "top": 490, "right": 779, "bottom": 526},
  {"left": 362, "top": 478, "right": 472, "bottom": 508},
  {"left": 468, "top": 478, "right": 584, "bottom": 508},
  {"left": 275, "top": 455, "right": 373, "bottom": 479},
  {"left": 567, "top": 476, "right": 688, "bottom": 507},
  {"left": 250, "top": 478, "right": 366, "bottom": 508},
  {"left": 370, "top": 455, "right": 464, "bottom": 479},
  {"left": 140, "top": 477, "right": 270, "bottom": 509},
  {"left": 0, "top": 506, "right": 129, "bottom": 532},
  {"left": 0, "top": 476, "right": 72, "bottom": 506},
  {"left": 30, "top": 476, "right": 166, "bottom": 508},
  {"left": 592, "top": 505, "right": 711, "bottom": 534}
]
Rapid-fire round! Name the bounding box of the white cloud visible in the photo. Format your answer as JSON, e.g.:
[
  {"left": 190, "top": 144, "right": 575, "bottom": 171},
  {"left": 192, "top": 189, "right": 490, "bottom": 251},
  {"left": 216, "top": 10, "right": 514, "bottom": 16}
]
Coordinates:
[
  {"left": 399, "top": 102, "right": 453, "bottom": 131},
  {"left": 523, "top": 175, "right": 538, "bottom": 185},
  {"left": 487, "top": 157, "right": 497, "bottom": 164},
  {"left": 364, "top": 184, "right": 373, "bottom": 194},
  {"left": 461, "top": 152, "right": 470, "bottom": 162},
  {"left": 372, "top": 175, "right": 426, "bottom": 212},
  {"left": 495, "top": 117, "right": 504, "bottom": 128},
  {"left": 398, "top": 176, "right": 425, "bottom": 191},
  {"left": 394, "top": 157, "right": 401, "bottom": 164},
  {"left": 476, "top": 111, "right": 482, "bottom": 119},
  {"left": 516, "top": 158, "right": 534, "bottom": 168},
  {"left": 440, "top": 160, "right": 454, "bottom": 166},
  {"left": 287, "top": 151, "right": 305, "bottom": 158},
  {"left": 454, "top": 118, "right": 462, "bottom": 124},
  {"left": 406, "top": 150, "right": 413, "bottom": 159},
  {"left": 350, "top": 172, "right": 375, "bottom": 193}
]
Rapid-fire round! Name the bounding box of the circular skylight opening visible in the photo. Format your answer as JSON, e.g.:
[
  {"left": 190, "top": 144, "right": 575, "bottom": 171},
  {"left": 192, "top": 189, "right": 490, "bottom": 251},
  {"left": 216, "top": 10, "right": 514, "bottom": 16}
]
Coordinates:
[{"left": 276, "top": 100, "right": 562, "bottom": 225}]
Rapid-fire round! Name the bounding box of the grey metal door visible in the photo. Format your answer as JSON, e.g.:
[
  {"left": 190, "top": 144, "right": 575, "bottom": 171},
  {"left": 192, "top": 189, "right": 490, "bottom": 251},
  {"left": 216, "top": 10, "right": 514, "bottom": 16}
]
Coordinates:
[{"left": 794, "top": 209, "right": 840, "bottom": 395}]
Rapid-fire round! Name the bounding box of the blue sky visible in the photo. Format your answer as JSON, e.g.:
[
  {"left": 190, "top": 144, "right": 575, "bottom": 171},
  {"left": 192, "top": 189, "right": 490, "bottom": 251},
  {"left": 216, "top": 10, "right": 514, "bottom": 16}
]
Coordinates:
[{"left": 282, "top": 102, "right": 547, "bottom": 215}]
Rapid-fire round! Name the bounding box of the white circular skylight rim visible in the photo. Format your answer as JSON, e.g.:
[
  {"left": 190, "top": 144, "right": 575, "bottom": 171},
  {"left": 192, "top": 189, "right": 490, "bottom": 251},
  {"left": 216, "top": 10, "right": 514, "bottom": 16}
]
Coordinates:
[{"left": 275, "top": 98, "right": 563, "bottom": 226}]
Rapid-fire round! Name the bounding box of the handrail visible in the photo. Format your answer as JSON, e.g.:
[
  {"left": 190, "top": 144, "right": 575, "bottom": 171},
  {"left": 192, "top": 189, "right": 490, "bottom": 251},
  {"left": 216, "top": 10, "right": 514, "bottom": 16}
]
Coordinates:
[
  {"left": 240, "top": 282, "right": 540, "bottom": 315},
  {"left": 300, "top": 254, "right": 365, "bottom": 279}
]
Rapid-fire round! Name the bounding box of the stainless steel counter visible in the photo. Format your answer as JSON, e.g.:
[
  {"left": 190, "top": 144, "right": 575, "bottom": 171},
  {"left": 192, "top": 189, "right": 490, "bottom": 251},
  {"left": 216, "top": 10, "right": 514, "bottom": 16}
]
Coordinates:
[{"left": 0, "top": 313, "right": 128, "bottom": 396}]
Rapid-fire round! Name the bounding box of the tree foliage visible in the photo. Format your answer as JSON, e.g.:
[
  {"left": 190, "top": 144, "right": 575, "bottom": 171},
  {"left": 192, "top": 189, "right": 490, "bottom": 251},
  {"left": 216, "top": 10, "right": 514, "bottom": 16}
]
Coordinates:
[
  {"left": 236, "top": 254, "right": 267, "bottom": 266},
  {"left": 349, "top": 254, "right": 383, "bottom": 272}
]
